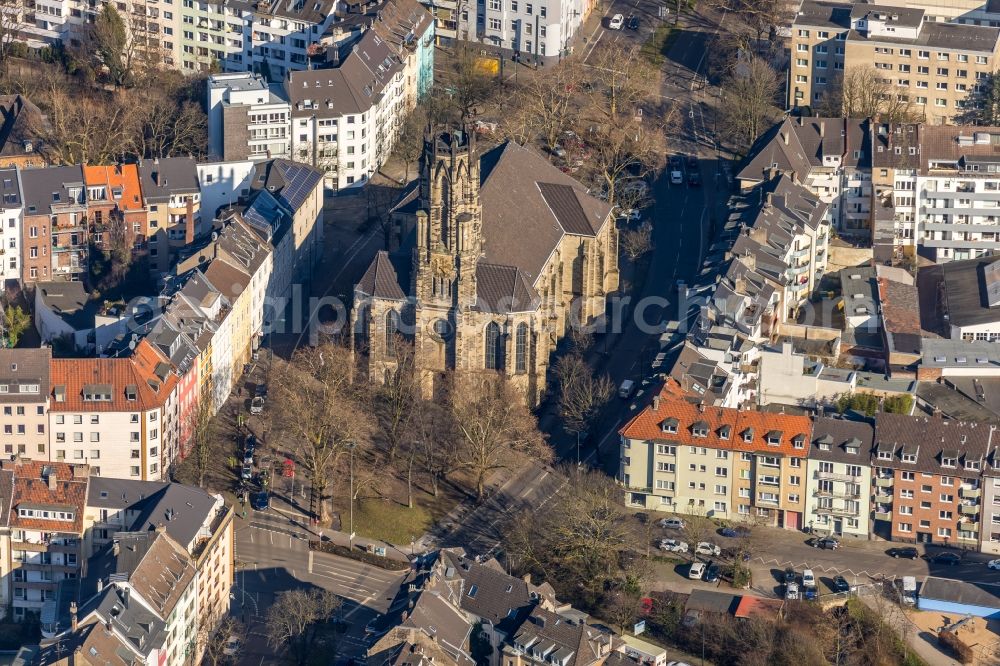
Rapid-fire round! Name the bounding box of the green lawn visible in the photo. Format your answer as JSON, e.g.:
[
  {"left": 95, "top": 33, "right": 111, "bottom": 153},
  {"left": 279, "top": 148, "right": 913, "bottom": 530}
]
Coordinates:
[
  {"left": 351, "top": 498, "right": 431, "bottom": 546},
  {"left": 641, "top": 24, "right": 676, "bottom": 66}
]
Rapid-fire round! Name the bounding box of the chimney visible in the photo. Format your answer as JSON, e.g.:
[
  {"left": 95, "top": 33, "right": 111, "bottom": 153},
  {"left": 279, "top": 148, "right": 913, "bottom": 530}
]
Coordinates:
[
  {"left": 185, "top": 198, "right": 195, "bottom": 245},
  {"left": 653, "top": 394, "right": 661, "bottom": 412},
  {"left": 819, "top": 121, "right": 825, "bottom": 138},
  {"left": 123, "top": 587, "right": 130, "bottom": 609},
  {"left": 105, "top": 617, "right": 113, "bottom": 635},
  {"left": 782, "top": 132, "right": 788, "bottom": 145},
  {"left": 70, "top": 601, "right": 78, "bottom": 631},
  {"left": 522, "top": 573, "right": 532, "bottom": 585},
  {"left": 697, "top": 402, "right": 705, "bottom": 413},
  {"left": 47, "top": 473, "right": 57, "bottom": 491},
  {"left": 155, "top": 524, "right": 167, "bottom": 534}
]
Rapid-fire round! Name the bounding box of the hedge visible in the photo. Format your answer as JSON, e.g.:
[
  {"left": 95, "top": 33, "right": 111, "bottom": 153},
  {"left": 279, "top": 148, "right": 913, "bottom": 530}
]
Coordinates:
[{"left": 938, "top": 629, "right": 974, "bottom": 664}]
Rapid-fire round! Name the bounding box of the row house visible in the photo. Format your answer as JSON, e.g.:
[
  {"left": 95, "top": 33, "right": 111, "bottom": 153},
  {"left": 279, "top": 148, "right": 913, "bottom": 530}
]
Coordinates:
[
  {"left": 738, "top": 116, "right": 871, "bottom": 237},
  {"left": 227, "top": 0, "right": 339, "bottom": 79},
  {"left": 82, "top": 164, "right": 147, "bottom": 254},
  {"left": 788, "top": 0, "right": 1000, "bottom": 125},
  {"left": 0, "top": 349, "right": 51, "bottom": 460},
  {"left": 0, "top": 460, "right": 90, "bottom": 628},
  {"left": 48, "top": 339, "right": 178, "bottom": 481},
  {"left": 619, "top": 379, "right": 811, "bottom": 530},
  {"left": 805, "top": 417, "right": 874, "bottom": 540},
  {"left": 0, "top": 168, "right": 22, "bottom": 284},
  {"left": 139, "top": 157, "right": 202, "bottom": 277},
  {"left": 20, "top": 165, "right": 87, "bottom": 285},
  {"left": 872, "top": 413, "right": 991, "bottom": 548}
]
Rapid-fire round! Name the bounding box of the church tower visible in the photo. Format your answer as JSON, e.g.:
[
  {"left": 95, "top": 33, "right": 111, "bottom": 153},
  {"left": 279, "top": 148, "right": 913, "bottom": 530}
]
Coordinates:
[
  {"left": 410, "top": 126, "right": 484, "bottom": 392},
  {"left": 412, "top": 127, "right": 482, "bottom": 310}
]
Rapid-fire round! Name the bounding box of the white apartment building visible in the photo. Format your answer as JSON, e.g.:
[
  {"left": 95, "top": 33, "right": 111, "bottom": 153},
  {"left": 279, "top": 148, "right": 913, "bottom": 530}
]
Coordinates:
[
  {"left": 0, "top": 349, "right": 50, "bottom": 459},
  {"left": 439, "top": 0, "right": 594, "bottom": 63},
  {"left": 0, "top": 169, "right": 22, "bottom": 283},
  {"left": 226, "top": 0, "right": 337, "bottom": 80},
  {"left": 197, "top": 159, "right": 255, "bottom": 220},
  {"left": 206, "top": 72, "right": 292, "bottom": 161},
  {"left": 175, "top": 0, "right": 245, "bottom": 73},
  {"left": 48, "top": 341, "right": 178, "bottom": 481},
  {"left": 804, "top": 417, "right": 874, "bottom": 540}
]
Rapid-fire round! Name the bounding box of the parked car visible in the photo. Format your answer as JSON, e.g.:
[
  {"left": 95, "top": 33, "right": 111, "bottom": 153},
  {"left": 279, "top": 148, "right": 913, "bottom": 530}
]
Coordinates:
[
  {"left": 785, "top": 582, "right": 799, "bottom": 601},
  {"left": 695, "top": 542, "right": 721, "bottom": 557},
  {"left": 988, "top": 559, "right": 1000, "bottom": 570},
  {"left": 659, "top": 517, "right": 685, "bottom": 530},
  {"left": 811, "top": 536, "right": 840, "bottom": 550},
  {"left": 783, "top": 568, "right": 796, "bottom": 584},
  {"left": 804, "top": 587, "right": 817, "bottom": 601},
  {"left": 626, "top": 15, "right": 639, "bottom": 29},
  {"left": 243, "top": 450, "right": 254, "bottom": 466},
  {"left": 688, "top": 562, "right": 706, "bottom": 580},
  {"left": 617, "top": 208, "right": 642, "bottom": 224},
  {"left": 241, "top": 465, "right": 253, "bottom": 480},
  {"left": 832, "top": 575, "right": 852, "bottom": 593},
  {"left": 608, "top": 13, "right": 624, "bottom": 29},
  {"left": 932, "top": 551, "right": 962, "bottom": 565},
  {"left": 659, "top": 539, "right": 689, "bottom": 553},
  {"left": 250, "top": 491, "right": 270, "bottom": 511},
  {"left": 687, "top": 171, "right": 702, "bottom": 187},
  {"left": 720, "top": 526, "right": 751, "bottom": 538},
  {"left": 669, "top": 155, "right": 684, "bottom": 170},
  {"left": 670, "top": 168, "right": 684, "bottom": 185},
  {"left": 618, "top": 379, "right": 636, "bottom": 399},
  {"left": 687, "top": 155, "right": 699, "bottom": 170},
  {"left": 887, "top": 546, "right": 919, "bottom": 559},
  {"left": 250, "top": 396, "right": 264, "bottom": 414},
  {"left": 704, "top": 562, "right": 721, "bottom": 583},
  {"left": 255, "top": 382, "right": 267, "bottom": 399},
  {"left": 223, "top": 635, "right": 241, "bottom": 657},
  {"left": 802, "top": 569, "right": 816, "bottom": 588}
]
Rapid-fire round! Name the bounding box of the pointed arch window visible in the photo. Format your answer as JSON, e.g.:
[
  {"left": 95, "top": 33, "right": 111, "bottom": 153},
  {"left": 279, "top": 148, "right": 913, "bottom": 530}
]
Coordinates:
[
  {"left": 385, "top": 309, "right": 399, "bottom": 358},
  {"left": 485, "top": 322, "right": 503, "bottom": 370},
  {"left": 515, "top": 324, "right": 528, "bottom": 373}
]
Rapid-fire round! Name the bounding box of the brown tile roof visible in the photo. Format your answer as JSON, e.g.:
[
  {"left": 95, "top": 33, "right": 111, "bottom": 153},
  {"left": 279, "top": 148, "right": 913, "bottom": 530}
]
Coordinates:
[
  {"left": 356, "top": 251, "right": 409, "bottom": 301},
  {"left": 474, "top": 263, "right": 539, "bottom": 314},
  {"left": 878, "top": 277, "right": 922, "bottom": 354},
  {"left": 511, "top": 607, "right": 615, "bottom": 666},
  {"left": 619, "top": 380, "right": 811, "bottom": 456},
  {"left": 873, "top": 413, "right": 994, "bottom": 476},
  {"left": 8, "top": 460, "right": 89, "bottom": 533},
  {"left": 50, "top": 339, "right": 177, "bottom": 413},
  {"left": 125, "top": 530, "right": 195, "bottom": 618}
]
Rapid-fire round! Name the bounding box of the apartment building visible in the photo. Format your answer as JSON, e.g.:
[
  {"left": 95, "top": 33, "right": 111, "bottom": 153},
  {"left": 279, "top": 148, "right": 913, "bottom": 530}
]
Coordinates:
[
  {"left": 3, "top": 460, "right": 90, "bottom": 628},
  {"left": 437, "top": 0, "right": 594, "bottom": 64},
  {"left": 138, "top": 157, "right": 202, "bottom": 276},
  {"left": 0, "top": 168, "right": 22, "bottom": 283},
  {"left": 206, "top": 72, "right": 292, "bottom": 161},
  {"left": 805, "top": 417, "right": 874, "bottom": 540},
  {"left": 48, "top": 340, "right": 178, "bottom": 481},
  {"left": 82, "top": 164, "right": 147, "bottom": 255},
  {"left": 174, "top": 0, "right": 245, "bottom": 73},
  {"left": 19, "top": 165, "right": 87, "bottom": 285},
  {"left": 619, "top": 379, "right": 811, "bottom": 531},
  {"left": 738, "top": 117, "right": 871, "bottom": 236},
  {"left": 0, "top": 349, "right": 51, "bottom": 460},
  {"left": 227, "top": 0, "right": 337, "bottom": 80},
  {"left": 872, "top": 413, "right": 991, "bottom": 547},
  {"left": 789, "top": 0, "right": 1000, "bottom": 124}
]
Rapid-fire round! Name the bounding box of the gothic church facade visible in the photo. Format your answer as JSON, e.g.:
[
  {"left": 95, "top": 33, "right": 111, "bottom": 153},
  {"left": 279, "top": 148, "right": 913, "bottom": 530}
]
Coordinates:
[{"left": 352, "top": 128, "right": 619, "bottom": 405}]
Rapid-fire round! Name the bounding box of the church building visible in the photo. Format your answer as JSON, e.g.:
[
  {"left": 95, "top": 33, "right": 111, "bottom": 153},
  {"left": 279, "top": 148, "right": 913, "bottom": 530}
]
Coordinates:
[{"left": 352, "top": 128, "right": 619, "bottom": 405}]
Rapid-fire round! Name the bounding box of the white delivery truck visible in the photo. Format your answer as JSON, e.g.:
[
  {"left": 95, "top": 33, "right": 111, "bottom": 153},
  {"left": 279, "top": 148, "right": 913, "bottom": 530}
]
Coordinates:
[{"left": 901, "top": 576, "right": 917, "bottom": 605}]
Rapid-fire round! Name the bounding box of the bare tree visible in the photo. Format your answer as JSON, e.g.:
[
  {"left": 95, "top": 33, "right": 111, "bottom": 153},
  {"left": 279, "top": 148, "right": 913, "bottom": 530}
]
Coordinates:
[
  {"left": 450, "top": 371, "right": 550, "bottom": 500},
  {"left": 186, "top": 385, "right": 216, "bottom": 488},
  {"left": 265, "top": 589, "right": 342, "bottom": 666},
  {"left": 272, "top": 344, "right": 373, "bottom": 522},
  {"left": 444, "top": 44, "right": 501, "bottom": 120},
  {"left": 840, "top": 66, "right": 921, "bottom": 123},
  {"left": 620, "top": 222, "right": 653, "bottom": 261},
  {"left": 372, "top": 339, "right": 417, "bottom": 462},
  {"left": 395, "top": 103, "right": 427, "bottom": 182},
  {"left": 200, "top": 616, "right": 244, "bottom": 666},
  {"left": 505, "top": 59, "right": 584, "bottom": 152},
  {"left": 553, "top": 353, "right": 613, "bottom": 439},
  {"left": 718, "top": 54, "right": 780, "bottom": 152},
  {"left": 588, "top": 41, "right": 661, "bottom": 121},
  {"left": 411, "top": 399, "right": 460, "bottom": 498},
  {"left": 582, "top": 115, "right": 667, "bottom": 207}
]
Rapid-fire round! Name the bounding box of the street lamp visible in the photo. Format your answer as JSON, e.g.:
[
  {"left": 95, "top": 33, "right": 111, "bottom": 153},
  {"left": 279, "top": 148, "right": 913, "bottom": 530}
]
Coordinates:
[{"left": 348, "top": 441, "right": 356, "bottom": 549}]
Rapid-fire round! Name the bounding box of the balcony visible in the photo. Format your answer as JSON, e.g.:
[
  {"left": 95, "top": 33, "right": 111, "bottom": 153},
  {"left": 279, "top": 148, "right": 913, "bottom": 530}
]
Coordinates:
[
  {"left": 874, "top": 510, "right": 892, "bottom": 520},
  {"left": 815, "top": 505, "right": 858, "bottom": 517},
  {"left": 875, "top": 477, "right": 894, "bottom": 488},
  {"left": 960, "top": 503, "right": 979, "bottom": 516},
  {"left": 961, "top": 486, "right": 982, "bottom": 499},
  {"left": 815, "top": 489, "right": 862, "bottom": 500},
  {"left": 816, "top": 471, "right": 856, "bottom": 483}
]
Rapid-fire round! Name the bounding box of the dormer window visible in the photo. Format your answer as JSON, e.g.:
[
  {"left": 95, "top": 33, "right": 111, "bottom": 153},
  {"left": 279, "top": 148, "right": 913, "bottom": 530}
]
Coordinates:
[
  {"left": 718, "top": 425, "right": 731, "bottom": 440},
  {"left": 766, "top": 431, "right": 783, "bottom": 446},
  {"left": 792, "top": 435, "right": 805, "bottom": 449},
  {"left": 742, "top": 428, "right": 754, "bottom": 443},
  {"left": 966, "top": 459, "right": 981, "bottom": 471},
  {"left": 877, "top": 450, "right": 892, "bottom": 460},
  {"left": 942, "top": 457, "right": 956, "bottom": 467},
  {"left": 819, "top": 442, "right": 831, "bottom": 451},
  {"left": 661, "top": 418, "right": 678, "bottom": 434},
  {"left": 901, "top": 453, "right": 917, "bottom": 463},
  {"left": 691, "top": 421, "right": 709, "bottom": 438}
]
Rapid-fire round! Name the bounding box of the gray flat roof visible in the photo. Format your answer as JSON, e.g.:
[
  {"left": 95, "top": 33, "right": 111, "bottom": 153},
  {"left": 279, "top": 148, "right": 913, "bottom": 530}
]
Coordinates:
[
  {"left": 921, "top": 339, "right": 1000, "bottom": 369},
  {"left": 921, "top": 576, "right": 1000, "bottom": 609}
]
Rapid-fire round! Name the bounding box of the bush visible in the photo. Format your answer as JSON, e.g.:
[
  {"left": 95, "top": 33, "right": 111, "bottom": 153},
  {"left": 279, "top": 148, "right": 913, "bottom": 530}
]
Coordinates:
[
  {"left": 308, "top": 540, "right": 410, "bottom": 570},
  {"left": 938, "top": 629, "right": 974, "bottom": 664}
]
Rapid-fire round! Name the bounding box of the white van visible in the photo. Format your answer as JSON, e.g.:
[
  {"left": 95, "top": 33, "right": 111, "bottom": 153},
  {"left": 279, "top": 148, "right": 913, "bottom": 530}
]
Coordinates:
[
  {"left": 670, "top": 169, "right": 684, "bottom": 185},
  {"left": 618, "top": 379, "right": 636, "bottom": 399}
]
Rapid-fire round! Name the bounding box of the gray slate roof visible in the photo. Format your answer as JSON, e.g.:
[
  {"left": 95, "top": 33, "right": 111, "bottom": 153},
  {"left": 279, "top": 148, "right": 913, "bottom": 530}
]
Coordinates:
[
  {"left": 0, "top": 168, "right": 21, "bottom": 207},
  {"left": 19, "top": 164, "right": 84, "bottom": 214},
  {"left": 0, "top": 348, "right": 50, "bottom": 403},
  {"left": 475, "top": 263, "right": 539, "bottom": 314},
  {"left": 919, "top": 576, "right": 1000, "bottom": 610},
  {"left": 356, "top": 251, "right": 409, "bottom": 301},
  {"left": 873, "top": 413, "right": 994, "bottom": 476},
  {"left": 138, "top": 157, "right": 199, "bottom": 201},
  {"left": 811, "top": 416, "right": 874, "bottom": 465},
  {"left": 437, "top": 550, "right": 535, "bottom": 631}
]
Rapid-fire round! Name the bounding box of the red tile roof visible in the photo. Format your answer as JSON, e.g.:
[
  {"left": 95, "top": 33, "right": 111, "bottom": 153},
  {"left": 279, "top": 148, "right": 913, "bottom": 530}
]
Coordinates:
[
  {"left": 49, "top": 339, "right": 177, "bottom": 413},
  {"left": 619, "top": 380, "right": 811, "bottom": 456},
  {"left": 82, "top": 164, "right": 144, "bottom": 211},
  {"left": 7, "top": 460, "right": 89, "bottom": 533},
  {"left": 733, "top": 595, "right": 782, "bottom": 619}
]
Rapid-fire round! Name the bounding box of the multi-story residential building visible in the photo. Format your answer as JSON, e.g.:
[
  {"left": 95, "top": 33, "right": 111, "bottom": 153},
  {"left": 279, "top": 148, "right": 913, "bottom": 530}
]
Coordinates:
[
  {"left": 3, "top": 460, "right": 90, "bottom": 628},
  {"left": 982, "top": 452, "right": 1000, "bottom": 554},
  {"left": 503, "top": 606, "right": 616, "bottom": 666},
  {"left": 48, "top": 339, "right": 178, "bottom": 481},
  {"left": 872, "top": 413, "right": 991, "bottom": 547},
  {"left": 789, "top": 0, "right": 1000, "bottom": 124},
  {"left": 438, "top": 0, "right": 595, "bottom": 64},
  {"left": 206, "top": 72, "right": 291, "bottom": 161},
  {"left": 174, "top": 0, "right": 245, "bottom": 74},
  {"left": 738, "top": 117, "right": 871, "bottom": 236},
  {"left": 19, "top": 165, "right": 87, "bottom": 285},
  {"left": 873, "top": 124, "right": 1000, "bottom": 263},
  {"left": 228, "top": 0, "right": 338, "bottom": 80},
  {"left": 619, "top": 379, "right": 812, "bottom": 531},
  {"left": 83, "top": 476, "right": 234, "bottom": 648},
  {"left": 0, "top": 349, "right": 51, "bottom": 460},
  {"left": 805, "top": 417, "right": 874, "bottom": 540},
  {"left": 0, "top": 168, "right": 23, "bottom": 283},
  {"left": 138, "top": 157, "right": 202, "bottom": 276},
  {"left": 197, "top": 159, "right": 255, "bottom": 218},
  {"left": 82, "top": 164, "right": 147, "bottom": 256},
  {"left": 0, "top": 95, "right": 48, "bottom": 170}
]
